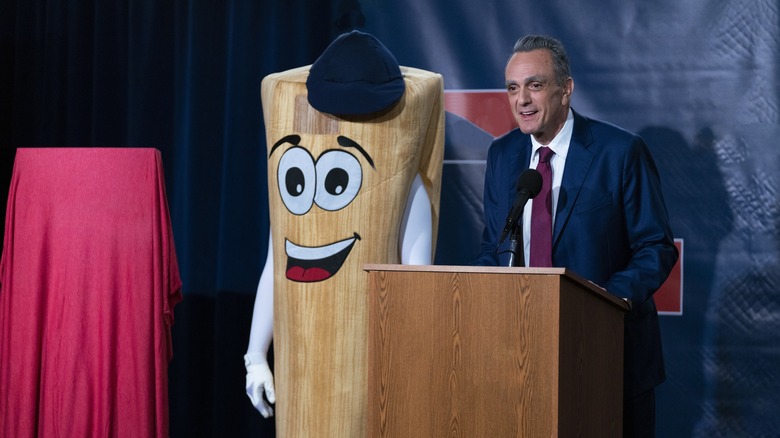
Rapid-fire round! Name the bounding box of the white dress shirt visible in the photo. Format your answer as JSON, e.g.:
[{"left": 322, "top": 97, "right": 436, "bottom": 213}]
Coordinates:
[{"left": 522, "top": 108, "right": 574, "bottom": 267}]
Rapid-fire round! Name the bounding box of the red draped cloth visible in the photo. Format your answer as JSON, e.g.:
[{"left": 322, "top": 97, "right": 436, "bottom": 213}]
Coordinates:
[{"left": 0, "top": 148, "right": 182, "bottom": 438}]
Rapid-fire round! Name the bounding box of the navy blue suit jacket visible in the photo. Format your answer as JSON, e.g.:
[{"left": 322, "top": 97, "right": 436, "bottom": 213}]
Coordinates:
[{"left": 474, "top": 110, "right": 678, "bottom": 397}]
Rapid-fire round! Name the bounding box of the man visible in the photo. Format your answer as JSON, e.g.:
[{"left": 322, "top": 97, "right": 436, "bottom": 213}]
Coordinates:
[{"left": 474, "top": 35, "right": 678, "bottom": 437}]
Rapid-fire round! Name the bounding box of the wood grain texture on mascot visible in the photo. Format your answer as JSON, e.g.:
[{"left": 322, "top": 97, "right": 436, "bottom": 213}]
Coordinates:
[{"left": 261, "top": 31, "right": 444, "bottom": 437}]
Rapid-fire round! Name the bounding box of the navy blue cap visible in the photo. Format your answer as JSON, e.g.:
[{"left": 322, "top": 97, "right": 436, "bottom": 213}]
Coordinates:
[{"left": 306, "top": 30, "right": 405, "bottom": 115}]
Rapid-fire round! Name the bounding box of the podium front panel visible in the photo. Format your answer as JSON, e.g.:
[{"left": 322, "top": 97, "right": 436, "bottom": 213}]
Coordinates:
[{"left": 366, "top": 265, "right": 624, "bottom": 438}]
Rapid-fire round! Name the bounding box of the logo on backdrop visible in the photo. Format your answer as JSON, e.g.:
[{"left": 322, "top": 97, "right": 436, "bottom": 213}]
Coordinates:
[
  {"left": 444, "top": 90, "right": 516, "bottom": 137},
  {"left": 654, "top": 239, "right": 683, "bottom": 315}
]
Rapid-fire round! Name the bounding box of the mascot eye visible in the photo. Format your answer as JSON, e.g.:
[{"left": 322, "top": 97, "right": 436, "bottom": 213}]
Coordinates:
[
  {"left": 277, "top": 146, "right": 316, "bottom": 215},
  {"left": 285, "top": 167, "right": 305, "bottom": 196},
  {"left": 314, "top": 150, "right": 363, "bottom": 211}
]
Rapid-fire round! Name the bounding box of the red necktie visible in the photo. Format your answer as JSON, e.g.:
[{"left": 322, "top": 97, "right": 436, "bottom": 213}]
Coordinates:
[{"left": 530, "top": 147, "right": 554, "bottom": 267}]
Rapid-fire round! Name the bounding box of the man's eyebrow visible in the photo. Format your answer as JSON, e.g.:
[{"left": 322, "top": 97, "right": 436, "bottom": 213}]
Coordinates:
[
  {"left": 337, "top": 135, "right": 375, "bottom": 169},
  {"left": 269, "top": 134, "right": 302, "bottom": 157}
]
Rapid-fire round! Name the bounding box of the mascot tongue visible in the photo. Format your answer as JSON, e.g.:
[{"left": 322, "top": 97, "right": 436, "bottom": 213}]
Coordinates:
[{"left": 286, "top": 266, "right": 332, "bottom": 282}]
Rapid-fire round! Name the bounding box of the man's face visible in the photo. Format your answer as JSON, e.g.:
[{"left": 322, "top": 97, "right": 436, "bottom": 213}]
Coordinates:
[{"left": 505, "top": 49, "right": 573, "bottom": 145}]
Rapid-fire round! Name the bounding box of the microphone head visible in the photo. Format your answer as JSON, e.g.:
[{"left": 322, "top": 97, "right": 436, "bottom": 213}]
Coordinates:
[{"left": 516, "top": 168, "right": 543, "bottom": 198}]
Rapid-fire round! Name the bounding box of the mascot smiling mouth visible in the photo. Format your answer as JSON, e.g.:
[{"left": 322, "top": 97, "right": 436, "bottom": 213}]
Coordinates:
[{"left": 284, "top": 233, "right": 361, "bottom": 282}]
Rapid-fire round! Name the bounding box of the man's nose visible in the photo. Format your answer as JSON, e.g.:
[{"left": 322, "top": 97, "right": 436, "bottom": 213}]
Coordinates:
[{"left": 515, "top": 89, "right": 531, "bottom": 105}]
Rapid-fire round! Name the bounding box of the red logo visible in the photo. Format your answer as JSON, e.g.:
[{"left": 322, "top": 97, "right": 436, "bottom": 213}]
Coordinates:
[
  {"left": 655, "top": 239, "right": 683, "bottom": 315},
  {"left": 444, "top": 90, "right": 515, "bottom": 137}
]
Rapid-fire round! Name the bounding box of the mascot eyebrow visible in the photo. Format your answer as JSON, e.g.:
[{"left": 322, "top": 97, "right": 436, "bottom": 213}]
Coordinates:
[
  {"left": 336, "top": 135, "right": 375, "bottom": 169},
  {"left": 269, "top": 134, "right": 375, "bottom": 170},
  {"left": 269, "top": 134, "right": 302, "bottom": 157}
]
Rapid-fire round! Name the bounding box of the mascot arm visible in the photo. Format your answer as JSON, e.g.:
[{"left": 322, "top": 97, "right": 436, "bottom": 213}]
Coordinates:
[
  {"left": 244, "top": 234, "right": 276, "bottom": 418},
  {"left": 400, "top": 173, "right": 433, "bottom": 265}
]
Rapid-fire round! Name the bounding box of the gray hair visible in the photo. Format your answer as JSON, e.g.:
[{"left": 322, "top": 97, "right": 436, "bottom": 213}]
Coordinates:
[{"left": 512, "top": 35, "right": 571, "bottom": 86}]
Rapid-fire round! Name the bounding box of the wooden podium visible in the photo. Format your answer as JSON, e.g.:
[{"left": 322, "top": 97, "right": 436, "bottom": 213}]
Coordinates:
[{"left": 365, "top": 264, "right": 630, "bottom": 437}]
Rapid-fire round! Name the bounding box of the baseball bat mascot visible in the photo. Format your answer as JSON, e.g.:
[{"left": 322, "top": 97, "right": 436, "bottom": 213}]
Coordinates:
[{"left": 244, "top": 30, "right": 445, "bottom": 437}]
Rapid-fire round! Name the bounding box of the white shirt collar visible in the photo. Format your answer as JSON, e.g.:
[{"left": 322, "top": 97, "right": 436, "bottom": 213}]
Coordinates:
[{"left": 530, "top": 108, "right": 574, "bottom": 161}]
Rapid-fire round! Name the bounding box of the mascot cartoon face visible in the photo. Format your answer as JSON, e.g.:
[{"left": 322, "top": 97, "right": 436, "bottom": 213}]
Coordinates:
[
  {"left": 270, "top": 131, "right": 371, "bottom": 282},
  {"left": 265, "top": 88, "right": 431, "bottom": 284}
]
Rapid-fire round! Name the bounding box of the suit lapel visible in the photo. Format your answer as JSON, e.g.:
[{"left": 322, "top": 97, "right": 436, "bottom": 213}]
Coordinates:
[
  {"left": 506, "top": 131, "right": 532, "bottom": 212},
  {"left": 553, "top": 111, "right": 594, "bottom": 247}
]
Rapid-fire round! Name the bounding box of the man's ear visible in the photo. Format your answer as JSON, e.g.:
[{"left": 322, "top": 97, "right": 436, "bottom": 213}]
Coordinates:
[{"left": 564, "top": 77, "right": 574, "bottom": 97}]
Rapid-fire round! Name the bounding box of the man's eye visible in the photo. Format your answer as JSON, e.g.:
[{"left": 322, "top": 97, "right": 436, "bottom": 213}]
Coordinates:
[{"left": 529, "top": 83, "right": 543, "bottom": 90}]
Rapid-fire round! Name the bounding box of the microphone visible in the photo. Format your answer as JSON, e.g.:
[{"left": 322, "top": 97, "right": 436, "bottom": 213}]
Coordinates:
[{"left": 497, "top": 168, "right": 542, "bottom": 246}]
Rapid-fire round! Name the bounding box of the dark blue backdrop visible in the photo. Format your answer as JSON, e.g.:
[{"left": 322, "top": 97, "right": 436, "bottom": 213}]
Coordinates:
[{"left": 2, "top": 0, "right": 779, "bottom": 437}]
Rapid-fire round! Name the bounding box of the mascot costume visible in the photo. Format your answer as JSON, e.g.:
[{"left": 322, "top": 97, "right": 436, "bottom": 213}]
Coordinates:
[{"left": 243, "top": 30, "right": 445, "bottom": 437}]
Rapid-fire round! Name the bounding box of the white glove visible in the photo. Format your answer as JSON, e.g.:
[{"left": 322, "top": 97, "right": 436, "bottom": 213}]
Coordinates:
[{"left": 244, "top": 353, "right": 276, "bottom": 418}]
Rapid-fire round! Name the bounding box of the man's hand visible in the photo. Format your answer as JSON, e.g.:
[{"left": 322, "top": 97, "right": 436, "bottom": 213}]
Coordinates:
[{"left": 244, "top": 354, "right": 276, "bottom": 418}]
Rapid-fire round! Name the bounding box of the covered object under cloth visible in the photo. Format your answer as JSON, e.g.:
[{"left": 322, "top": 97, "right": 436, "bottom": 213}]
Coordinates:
[{"left": 0, "top": 148, "right": 182, "bottom": 437}]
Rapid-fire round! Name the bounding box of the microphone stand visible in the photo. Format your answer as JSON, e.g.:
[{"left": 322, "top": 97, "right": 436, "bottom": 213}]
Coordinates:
[{"left": 506, "top": 225, "right": 523, "bottom": 267}]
